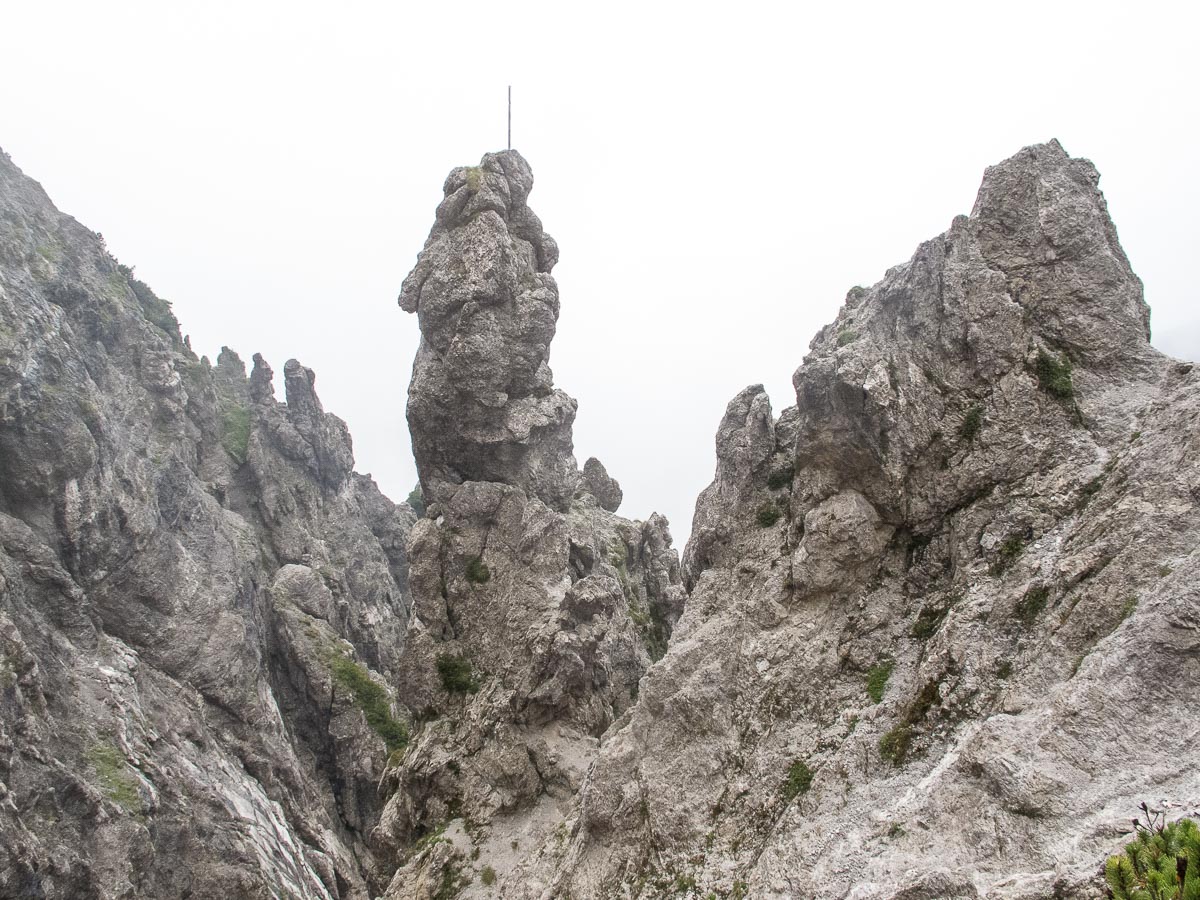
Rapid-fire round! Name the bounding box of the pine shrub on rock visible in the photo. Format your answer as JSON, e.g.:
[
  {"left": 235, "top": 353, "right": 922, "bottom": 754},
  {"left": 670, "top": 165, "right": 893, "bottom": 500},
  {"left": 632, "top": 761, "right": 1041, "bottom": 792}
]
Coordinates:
[{"left": 1106, "top": 814, "right": 1200, "bottom": 900}]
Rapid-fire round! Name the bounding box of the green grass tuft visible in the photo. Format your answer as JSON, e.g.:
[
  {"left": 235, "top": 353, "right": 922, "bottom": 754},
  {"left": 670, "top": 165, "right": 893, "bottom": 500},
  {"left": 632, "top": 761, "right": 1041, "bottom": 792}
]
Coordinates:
[
  {"left": 958, "top": 404, "right": 984, "bottom": 443},
  {"left": 782, "top": 759, "right": 813, "bottom": 802},
  {"left": 220, "top": 404, "right": 251, "bottom": 464},
  {"left": 756, "top": 502, "right": 782, "bottom": 528},
  {"left": 878, "top": 724, "right": 912, "bottom": 765},
  {"left": 1014, "top": 584, "right": 1049, "bottom": 624},
  {"left": 836, "top": 329, "right": 858, "bottom": 347},
  {"left": 1034, "top": 347, "right": 1074, "bottom": 399},
  {"left": 465, "top": 556, "right": 490, "bottom": 585},
  {"left": 866, "top": 659, "right": 894, "bottom": 703},
  {"left": 87, "top": 742, "right": 141, "bottom": 814},
  {"left": 407, "top": 485, "right": 426, "bottom": 517},
  {"left": 990, "top": 533, "right": 1026, "bottom": 575},
  {"left": 436, "top": 653, "right": 479, "bottom": 694},
  {"left": 327, "top": 653, "right": 409, "bottom": 752},
  {"left": 480, "top": 865, "right": 496, "bottom": 886}
]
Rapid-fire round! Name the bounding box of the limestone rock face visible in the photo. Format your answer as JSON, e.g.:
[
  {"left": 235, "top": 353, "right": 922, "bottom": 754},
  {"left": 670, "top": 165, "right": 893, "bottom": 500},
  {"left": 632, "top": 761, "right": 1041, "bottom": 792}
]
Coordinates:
[
  {"left": 0, "top": 149, "right": 417, "bottom": 899},
  {"left": 399, "top": 150, "right": 577, "bottom": 511},
  {"left": 522, "top": 141, "right": 1199, "bottom": 899},
  {"left": 378, "top": 152, "right": 686, "bottom": 896}
]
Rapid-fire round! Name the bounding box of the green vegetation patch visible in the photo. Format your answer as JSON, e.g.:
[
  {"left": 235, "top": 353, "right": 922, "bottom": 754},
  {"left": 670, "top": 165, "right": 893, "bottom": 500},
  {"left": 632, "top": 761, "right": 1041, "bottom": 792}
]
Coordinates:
[
  {"left": 1106, "top": 815, "right": 1200, "bottom": 900},
  {"left": 220, "top": 404, "right": 251, "bottom": 464},
  {"left": 990, "top": 533, "right": 1026, "bottom": 575},
  {"left": 465, "top": 556, "right": 491, "bottom": 585},
  {"left": 836, "top": 329, "right": 858, "bottom": 347},
  {"left": 480, "top": 865, "right": 497, "bottom": 886},
  {"left": 958, "top": 404, "right": 984, "bottom": 443},
  {"left": 1014, "top": 584, "right": 1049, "bottom": 625},
  {"left": 87, "top": 742, "right": 141, "bottom": 814},
  {"left": 327, "top": 653, "right": 409, "bottom": 752},
  {"left": 465, "top": 166, "right": 485, "bottom": 192},
  {"left": 756, "top": 502, "right": 782, "bottom": 528},
  {"left": 1034, "top": 347, "right": 1074, "bottom": 400},
  {"left": 866, "top": 659, "right": 894, "bottom": 703},
  {"left": 878, "top": 724, "right": 913, "bottom": 765},
  {"left": 782, "top": 759, "right": 813, "bottom": 803},
  {"left": 767, "top": 462, "right": 795, "bottom": 491},
  {"left": 436, "top": 653, "right": 479, "bottom": 694},
  {"left": 407, "top": 485, "right": 426, "bottom": 517}
]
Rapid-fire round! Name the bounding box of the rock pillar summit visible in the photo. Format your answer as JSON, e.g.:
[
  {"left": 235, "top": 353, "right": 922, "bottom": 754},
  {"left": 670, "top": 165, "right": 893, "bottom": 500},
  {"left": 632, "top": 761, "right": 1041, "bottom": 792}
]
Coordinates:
[{"left": 398, "top": 150, "right": 577, "bottom": 510}]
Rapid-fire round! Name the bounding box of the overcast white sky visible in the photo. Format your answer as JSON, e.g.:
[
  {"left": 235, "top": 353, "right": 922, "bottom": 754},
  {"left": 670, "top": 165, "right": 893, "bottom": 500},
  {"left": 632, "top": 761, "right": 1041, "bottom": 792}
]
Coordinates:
[{"left": 3, "top": 1, "right": 1197, "bottom": 543}]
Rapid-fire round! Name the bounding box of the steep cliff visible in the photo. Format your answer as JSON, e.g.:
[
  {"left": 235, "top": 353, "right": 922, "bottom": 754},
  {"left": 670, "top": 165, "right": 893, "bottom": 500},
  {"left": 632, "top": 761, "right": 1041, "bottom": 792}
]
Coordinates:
[
  {"left": 0, "top": 149, "right": 416, "bottom": 899},
  {"left": 529, "top": 140, "right": 1200, "bottom": 898}
]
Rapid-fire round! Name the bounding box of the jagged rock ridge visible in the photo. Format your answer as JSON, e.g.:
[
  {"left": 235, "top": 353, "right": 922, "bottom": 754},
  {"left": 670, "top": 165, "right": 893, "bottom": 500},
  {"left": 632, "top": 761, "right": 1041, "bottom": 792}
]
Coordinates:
[
  {"left": 0, "top": 148, "right": 417, "bottom": 899},
  {"left": 521, "top": 140, "right": 1199, "bottom": 899}
]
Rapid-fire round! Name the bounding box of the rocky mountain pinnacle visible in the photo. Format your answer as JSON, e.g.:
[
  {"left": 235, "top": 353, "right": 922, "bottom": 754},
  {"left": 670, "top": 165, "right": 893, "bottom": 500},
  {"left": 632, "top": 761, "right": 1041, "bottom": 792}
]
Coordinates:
[{"left": 399, "top": 150, "right": 577, "bottom": 512}]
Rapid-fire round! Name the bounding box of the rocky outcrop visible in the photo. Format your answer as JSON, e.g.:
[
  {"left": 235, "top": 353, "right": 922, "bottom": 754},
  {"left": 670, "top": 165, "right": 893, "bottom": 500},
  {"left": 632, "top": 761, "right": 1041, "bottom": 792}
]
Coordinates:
[
  {"left": 399, "top": 151, "right": 576, "bottom": 512},
  {"left": 0, "top": 148, "right": 416, "bottom": 899},
  {"left": 523, "top": 140, "right": 1199, "bottom": 898},
  {"left": 380, "top": 151, "right": 686, "bottom": 896}
]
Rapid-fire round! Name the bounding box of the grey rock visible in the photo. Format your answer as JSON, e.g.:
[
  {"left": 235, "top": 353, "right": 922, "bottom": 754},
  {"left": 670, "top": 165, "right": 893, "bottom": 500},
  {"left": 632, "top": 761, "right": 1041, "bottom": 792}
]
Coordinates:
[
  {"left": 399, "top": 150, "right": 578, "bottom": 512},
  {"left": 521, "top": 141, "right": 1199, "bottom": 899},
  {"left": 579, "top": 457, "right": 623, "bottom": 512},
  {"left": 0, "top": 147, "right": 414, "bottom": 899}
]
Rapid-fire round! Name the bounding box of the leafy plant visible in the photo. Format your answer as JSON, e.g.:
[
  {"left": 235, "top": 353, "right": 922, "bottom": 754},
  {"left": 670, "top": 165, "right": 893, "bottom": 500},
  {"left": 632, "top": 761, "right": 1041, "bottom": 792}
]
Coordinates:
[
  {"left": 867, "top": 659, "right": 894, "bottom": 703},
  {"left": 782, "top": 759, "right": 813, "bottom": 802},
  {"left": 465, "top": 556, "right": 490, "bottom": 585},
  {"left": 837, "top": 329, "right": 858, "bottom": 347},
  {"left": 1105, "top": 806, "right": 1200, "bottom": 900},
  {"left": 756, "top": 502, "right": 782, "bottom": 527},
  {"left": 1035, "top": 347, "right": 1074, "bottom": 400},
  {"left": 480, "top": 865, "right": 497, "bottom": 886},
  {"left": 328, "top": 653, "right": 409, "bottom": 752},
  {"left": 436, "top": 653, "right": 479, "bottom": 694}
]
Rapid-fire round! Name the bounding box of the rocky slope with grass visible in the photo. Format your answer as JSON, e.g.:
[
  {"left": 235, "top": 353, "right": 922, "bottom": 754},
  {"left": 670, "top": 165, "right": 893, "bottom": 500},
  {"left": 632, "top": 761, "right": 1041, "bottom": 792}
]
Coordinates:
[
  {"left": 517, "top": 140, "right": 1200, "bottom": 898},
  {"left": 1, "top": 138, "right": 1196, "bottom": 900},
  {"left": 0, "top": 147, "right": 418, "bottom": 899}
]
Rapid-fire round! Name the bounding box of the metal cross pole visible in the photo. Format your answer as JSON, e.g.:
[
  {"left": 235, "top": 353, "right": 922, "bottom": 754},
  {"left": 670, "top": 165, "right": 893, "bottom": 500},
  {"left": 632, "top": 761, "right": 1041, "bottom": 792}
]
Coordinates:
[{"left": 507, "top": 86, "right": 512, "bottom": 150}]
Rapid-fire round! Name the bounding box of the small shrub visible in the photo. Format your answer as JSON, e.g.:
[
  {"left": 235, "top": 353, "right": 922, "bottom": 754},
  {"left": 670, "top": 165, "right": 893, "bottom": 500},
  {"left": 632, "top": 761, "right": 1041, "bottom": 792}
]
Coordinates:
[
  {"left": 910, "top": 604, "right": 948, "bottom": 641},
  {"left": 436, "top": 653, "right": 479, "bottom": 694},
  {"left": 837, "top": 329, "right": 858, "bottom": 347},
  {"left": 766, "top": 462, "right": 795, "bottom": 491},
  {"left": 756, "top": 502, "right": 782, "bottom": 528},
  {"left": 1105, "top": 812, "right": 1200, "bottom": 900},
  {"left": 866, "top": 659, "right": 894, "bottom": 703},
  {"left": 1014, "top": 585, "right": 1049, "bottom": 624},
  {"left": 1034, "top": 348, "right": 1074, "bottom": 399},
  {"left": 878, "top": 724, "right": 913, "bottom": 765},
  {"left": 990, "top": 533, "right": 1026, "bottom": 575},
  {"left": 480, "top": 865, "right": 496, "bottom": 886},
  {"left": 995, "top": 659, "right": 1013, "bottom": 679},
  {"left": 958, "top": 404, "right": 984, "bottom": 443},
  {"left": 407, "top": 485, "right": 426, "bottom": 517},
  {"left": 465, "top": 166, "right": 484, "bottom": 192},
  {"left": 220, "top": 405, "right": 251, "bottom": 464},
  {"left": 782, "top": 759, "right": 813, "bottom": 802},
  {"left": 465, "top": 556, "right": 490, "bottom": 585},
  {"left": 328, "top": 653, "right": 409, "bottom": 752}
]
